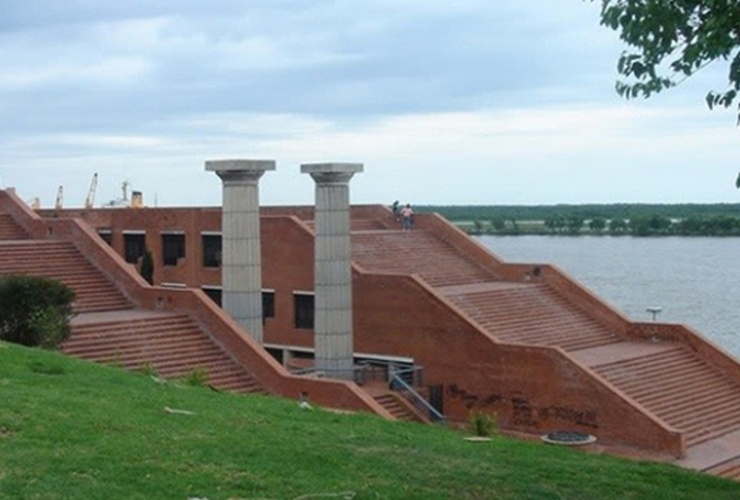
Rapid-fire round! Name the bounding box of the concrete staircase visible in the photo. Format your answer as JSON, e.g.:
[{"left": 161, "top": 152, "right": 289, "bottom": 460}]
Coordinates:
[
  {"left": 352, "top": 230, "right": 498, "bottom": 286},
  {"left": 359, "top": 383, "right": 429, "bottom": 423},
  {"left": 64, "top": 310, "right": 265, "bottom": 393},
  {"left": 440, "top": 282, "right": 621, "bottom": 350},
  {"left": 570, "top": 341, "right": 740, "bottom": 457},
  {"left": 0, "top": 213, "right": 28, "bottom": 240},
  {"left": 0, "top": 240, "right": 131, "bottom": 313}
]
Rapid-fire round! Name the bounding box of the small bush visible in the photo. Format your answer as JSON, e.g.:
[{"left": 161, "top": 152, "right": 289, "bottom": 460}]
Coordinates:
[
  {"left": 140, "top": 249, "right": 154, "bottom": 285},
  {"left": 469, "top": 410, "right": 498, "bottom": 437},
  {"left": 0, "top": 275, "right": 75, "bottom": 349},
  {"left": 138, "top": 362, "right": 158, "bottom": 377},
  {"left": 186, "top": 367, "right": 209, "bottom": 387}
]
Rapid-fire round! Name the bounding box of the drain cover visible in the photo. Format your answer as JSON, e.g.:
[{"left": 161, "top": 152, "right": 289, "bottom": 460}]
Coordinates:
[{"left": 541, "top": 431, "right": 596, "bottom": 446}]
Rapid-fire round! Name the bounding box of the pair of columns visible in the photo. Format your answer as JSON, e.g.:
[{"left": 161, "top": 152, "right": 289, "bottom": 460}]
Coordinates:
[{"left": 206, "top": 160, "right": 362, "bottom": 380}]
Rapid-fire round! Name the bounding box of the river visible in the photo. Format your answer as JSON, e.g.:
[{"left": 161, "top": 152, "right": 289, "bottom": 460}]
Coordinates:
[{"left": 478, "top": 235, "right": 740, "bottom": 358}]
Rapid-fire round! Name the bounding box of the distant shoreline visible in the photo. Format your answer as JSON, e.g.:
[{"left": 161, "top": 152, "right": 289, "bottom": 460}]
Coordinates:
[{"left": 417, "top": 203, "right": 740, "bottom": 237}]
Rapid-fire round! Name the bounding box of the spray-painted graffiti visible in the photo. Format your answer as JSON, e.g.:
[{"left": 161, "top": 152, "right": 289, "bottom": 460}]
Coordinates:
[{"left": 446, "top": 384, "right": 599, "bottom": 430}]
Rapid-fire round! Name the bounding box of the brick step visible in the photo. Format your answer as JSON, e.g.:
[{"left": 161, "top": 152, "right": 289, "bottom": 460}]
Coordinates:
[
  {"left": 649, "top": 384, "right": 739, "bottom": 413},
  {"left": 207, "top": 373, "right": 265, "bottom": 393},
  {"left": 373, "top": 394, "right": 421, "bottom": 422},
  {"left": 494, "top": 325, "right": 614, "bottom": 344},
  {"left": 73, "top": 303, "right": 133, "bottom": 314},
  {"left": 66, "top": 346, "right": 221, "bottom": 368},
  {"left": 69, "top": 323, "right": 195, "bottom": 342},
  {"left": 704, "top": 456, "right": 740, "bottom": 480},
  {"left": 374, "top": 395, "right": 411, "bottom": 420},
  {"left": 131, "top": 354, "right": 240, "bottom": 375},
  {"left": 685, "top": 417, "right": 740, "bottom": 447},
  {"left": 109, "top": 356, "right": 240, "bottom": 380},
  {"left": 65, "top": 327, "right": 211, "bottom": 353},
  {"left": 662, "top": 397, "right": 740, "bottom": 430},
  {"left": 63, "top": 334, "right": 217, "bottom": 358},
  {"left": 72, "top": 300, "right": 131, "bottom": 311},
  {"left": 593, "top": 346, "right": 688, "bottom": 371},
  {"left": 0, "top": 251, "right": 86, "bottom": 261},
  {"left": 73, "top": 291, "right": 130, "bottom": 303},
  {"left": 611, "top": 365, "right": 718, "bottom": 394},
  {"left": 493, "top": 328, "right": 617, "bottom": 349},
  {"left": 621, "top": 371, "right": 724, "bottom": 399},
  {"left": 72, "top": 315, "right": 191, "bottom": 333},
  {"left": 485, "top": 311, "right": 607, "bottom": 328},
  {"left": 596, "top": 350, "right": 699, "bottom": 375}
]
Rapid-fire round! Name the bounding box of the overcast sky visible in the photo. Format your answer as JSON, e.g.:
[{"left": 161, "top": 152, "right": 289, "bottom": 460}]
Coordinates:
[{"left": 1, "top": 0, "right": 737, "bottom": 208}]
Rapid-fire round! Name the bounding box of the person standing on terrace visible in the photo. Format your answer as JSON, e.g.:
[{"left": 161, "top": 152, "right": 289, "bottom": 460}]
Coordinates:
[{"left": 400, "top": 203, "right": 414, "bottom": 231}]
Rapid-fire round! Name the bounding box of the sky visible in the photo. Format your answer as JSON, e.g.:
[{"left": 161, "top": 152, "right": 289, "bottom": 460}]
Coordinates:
[{"left": 0, "top": 0, "right": 738, "bottom": 208}]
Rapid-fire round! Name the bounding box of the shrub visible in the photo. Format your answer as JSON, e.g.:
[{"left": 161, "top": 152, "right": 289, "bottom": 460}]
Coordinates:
[
  {"left": 0, "top": 275, "right": 75, "bottom": 349},
  {"left": 185, "top": 367, "right": 209, "bottom": 387},
  {"left": 468, "top": 410, "right": 498, "bottom": 438},
  {"left": 140, "top": 249, "right": 154, "bottom": 285}
]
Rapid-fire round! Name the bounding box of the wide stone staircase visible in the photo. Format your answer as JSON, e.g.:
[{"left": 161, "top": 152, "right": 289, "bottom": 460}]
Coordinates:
[
  {"left": 352, "top": 230, "right": 498, "bottom": 286},
  {"left": 0, "top": 213, "right": 28, "bottom": 240},
  {"left": 351, "top": 222, "right": 740, "bottom": 479},
  {"left": 0, "top": 212, "right": 266, "bottom": 395},
  {"left": 440, "top": 282, "right": 621, "bottom": 350},
  {"left": 0, "top": 240, "right": 131, "bottom": 313},
  {"left": 65, "top": 310, "right": 265, "bottom": 393}
]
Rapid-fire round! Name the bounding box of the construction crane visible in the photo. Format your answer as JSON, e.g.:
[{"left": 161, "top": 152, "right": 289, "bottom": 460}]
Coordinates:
[
  {"left": 54, "top": 185, "right": 64, "bottom": 210},
  {"left": 84, "top": 172, "right": 98, "bottom": 209},
  {"left": 121, "top": 180, "right": 130, "bottom": 203}
]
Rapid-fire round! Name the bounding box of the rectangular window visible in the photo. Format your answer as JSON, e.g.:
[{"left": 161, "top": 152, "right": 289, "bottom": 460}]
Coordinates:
[
  {"left": 262, "top": 290, "right": 275, "bottom": 321},
  {"left": 202, "top": 234, "right": 222, "bottom": 268},
  {"left": 97, "top": 229, "right": 113, "bottom": 246},
  {"left": 123, "top": 233, "right": 146, "bottom": 264},
  {"left": 162, "top": 233, "right": 185, "bottom": 266},
  {"left": 294, "top": 292, "right": 314, "bottom": 329},
  {"left": 202, "top": 287, "right": 222, "bottom": 307}
]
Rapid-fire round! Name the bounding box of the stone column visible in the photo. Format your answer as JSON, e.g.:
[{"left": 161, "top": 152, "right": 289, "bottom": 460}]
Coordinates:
[
  {"left": 301, "top": 162, "right": 363, "bottom": 380},
  {"left": 205, "top": 159, "right": 275, "bottom": 343}
]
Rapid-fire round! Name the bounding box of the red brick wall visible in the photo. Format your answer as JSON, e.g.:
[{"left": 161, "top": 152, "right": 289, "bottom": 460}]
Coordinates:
[{"left": 352, "top": 272, "right": 684, "bottom": 456}]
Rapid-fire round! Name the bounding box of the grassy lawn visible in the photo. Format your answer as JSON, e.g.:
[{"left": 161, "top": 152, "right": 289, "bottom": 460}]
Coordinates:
[{"left": 0, "top": 341, "right": 738, "bottom": 499}]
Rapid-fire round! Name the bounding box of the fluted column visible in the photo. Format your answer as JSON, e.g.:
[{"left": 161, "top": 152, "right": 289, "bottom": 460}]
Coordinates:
[
  {"left": 206, "top": 159, "right": 275, "bottom": 343},
  {"left": 301, "top": 162, "right": 363, "bottom": 380}
]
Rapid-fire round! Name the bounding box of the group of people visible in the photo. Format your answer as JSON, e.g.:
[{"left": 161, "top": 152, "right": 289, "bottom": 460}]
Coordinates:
[{"left": 392, "top": 200, "right": 414, "bottom": 231}]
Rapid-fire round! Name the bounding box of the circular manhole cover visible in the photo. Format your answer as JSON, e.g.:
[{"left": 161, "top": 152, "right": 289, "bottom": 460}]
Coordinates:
[{"left": 541, "top": 431, "right": 596, "bottom": 446}]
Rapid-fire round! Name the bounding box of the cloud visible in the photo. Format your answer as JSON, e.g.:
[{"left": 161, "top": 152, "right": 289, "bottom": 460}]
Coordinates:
[{"left": 0, "top": 1, "right": 737, "bottom": 209}]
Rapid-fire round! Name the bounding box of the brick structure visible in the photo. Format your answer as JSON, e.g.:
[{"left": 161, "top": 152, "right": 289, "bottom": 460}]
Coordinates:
[{"left": 15, "top": 188, "right": 740, "bottom": 480}]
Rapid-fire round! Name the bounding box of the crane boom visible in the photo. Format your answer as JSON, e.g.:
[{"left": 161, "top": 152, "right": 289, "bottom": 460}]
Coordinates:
[
  {"left": 54, "top": 185, "right": 63, "bottom": 210},
  {"left": 85, "top": 173, "right": 98, "bottom": 209}
]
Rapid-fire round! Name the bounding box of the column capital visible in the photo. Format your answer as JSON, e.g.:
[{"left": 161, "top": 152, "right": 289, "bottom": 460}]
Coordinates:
[
  {"left": 301, "top": 163, "right": 363, "bottom": 184},
  {"left": 206, "top": 159, "right": 276, "bottom": 184}
]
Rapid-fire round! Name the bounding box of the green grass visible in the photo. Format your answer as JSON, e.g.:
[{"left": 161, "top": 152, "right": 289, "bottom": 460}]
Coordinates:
[{"left": 1, "top": 342, "right": 738, "bottom": 499}]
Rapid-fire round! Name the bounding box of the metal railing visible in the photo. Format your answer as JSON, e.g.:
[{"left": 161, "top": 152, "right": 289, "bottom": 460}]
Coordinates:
[
  {"left": 390, "top": 372, "right": 446, "bottom": 424},
  {"left": 289, "top": 359, "right": 446, "bottom": 423}
]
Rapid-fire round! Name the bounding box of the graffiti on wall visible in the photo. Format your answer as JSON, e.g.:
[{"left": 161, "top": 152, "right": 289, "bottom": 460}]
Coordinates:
[{"left": 446, "top": 384, "right": 598, "bottom": 430}]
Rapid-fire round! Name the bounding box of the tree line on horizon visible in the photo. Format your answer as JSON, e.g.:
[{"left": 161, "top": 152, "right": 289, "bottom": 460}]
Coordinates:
[{"left": 418, "top": 204, "right": 740, "bottom": 237}]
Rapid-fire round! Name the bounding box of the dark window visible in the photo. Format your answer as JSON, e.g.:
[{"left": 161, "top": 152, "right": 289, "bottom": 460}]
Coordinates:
[
  {"left": 294, "top": 293, "right": 314, "bottom": 329},
  {"left": 123, "top": 233, "right": 146, "bottom": 263},
  {"left": 202, "top": 234, "right": 222, "bottom": 268},
  {"left": 262, "top": 291, "right": 275, "bottom": 321},
  {"left": 162, "top": 233, "right": 185, "bottom": 266},
  {"left": 203, "top": 287, "right": 222, "bottom": 307},
  {"left": 97, "top": 230, "right": 113, "bottom": 246}
]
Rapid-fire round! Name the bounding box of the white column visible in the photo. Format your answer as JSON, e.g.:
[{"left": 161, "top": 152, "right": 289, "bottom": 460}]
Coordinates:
[
  {"left": 301, "top": 162, "right": 363, "bottom": 380},
  {"left": 206, "top": 159, "right": 275, "bottom": 343}
]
